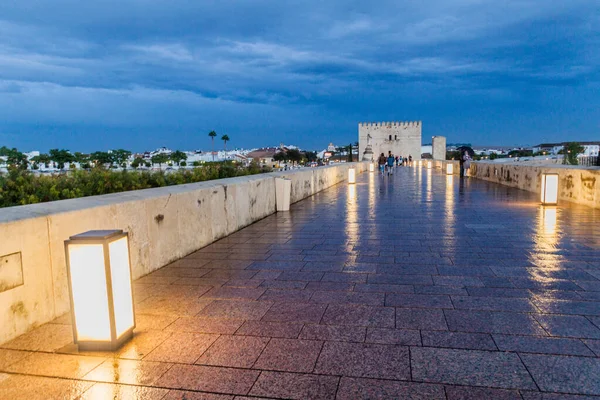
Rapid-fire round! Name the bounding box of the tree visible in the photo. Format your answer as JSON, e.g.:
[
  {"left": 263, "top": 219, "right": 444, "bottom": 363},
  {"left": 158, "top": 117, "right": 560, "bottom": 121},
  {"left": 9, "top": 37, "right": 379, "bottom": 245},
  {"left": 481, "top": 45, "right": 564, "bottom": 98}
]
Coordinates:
[
  {"left": 508, "top": 149, "right": 533, "bottom": 158},
  {"left": 151, "top": 153, "right": 169, "bottom": 168},
  {"left": 489, "top": 153, "right": 498, "bottom": 160},
  {"left": 170, "top": 150, "right": 188, "bottom": 166},
  {"left": 90, "top": 151, "right": 114, "bottom": 168},
  {"left": 221, "top": 134, "right": 230, "bottom": 151},
  {"left": 73, "top": 152, "right": 90, "bottom": 169},
  {"left": 563, "top": 142, "right": 584, "bottom": 165},
  {"left": 446, "top": 150, "right": 461, "bottom": 160},
  {"left": 0, "top": 146, "right": 11, "bottom": 156},
  {"left": 304, "top": 151, "right": 318, "bottom": 163},
  {"left": 130, "top": 157, "right": 144, "bottom": 169},
  {"left": 208, "top": 130, "right": 217, "bottom": 161},
  {"left": 273, "top": 151, "right": 287, "bottom": 162},
  {"left": 112, "top": 149, "right": 132, "bottom": 168},
  {"left": 6, "top": 148, "right": 28, "bottom": 170},
  {"left": 287, "top": 149, "right": 302, "bottom": 164},
  {"left": 49, "top": 149, "right": 76, "bottom": 170},
  {"left": 31, "top": 154, "right": 51, "bottom": 169}
]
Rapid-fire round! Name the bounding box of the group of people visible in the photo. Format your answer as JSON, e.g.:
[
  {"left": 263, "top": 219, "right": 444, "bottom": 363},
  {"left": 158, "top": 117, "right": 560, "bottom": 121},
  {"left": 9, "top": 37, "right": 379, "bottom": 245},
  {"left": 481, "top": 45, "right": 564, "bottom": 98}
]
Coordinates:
[
  {"left": 377, "top": 152, "right": 413, "bottom": 175},
  {"left": 376, "top": 149, "right": 472, "bottom": 177}
]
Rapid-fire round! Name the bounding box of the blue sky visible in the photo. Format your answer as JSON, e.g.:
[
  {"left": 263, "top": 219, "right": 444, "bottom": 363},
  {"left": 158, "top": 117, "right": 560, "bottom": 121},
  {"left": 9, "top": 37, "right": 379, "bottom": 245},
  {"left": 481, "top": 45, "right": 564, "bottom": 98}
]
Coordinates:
[{"left": 0, "top": 1, "right": 598, "bottom": 152}]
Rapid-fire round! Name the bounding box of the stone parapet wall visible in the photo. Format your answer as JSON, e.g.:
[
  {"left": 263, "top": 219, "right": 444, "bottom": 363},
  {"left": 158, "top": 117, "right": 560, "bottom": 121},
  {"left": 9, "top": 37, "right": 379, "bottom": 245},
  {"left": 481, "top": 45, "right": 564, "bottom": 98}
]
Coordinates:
[
  {"left": 431, "top": 159, "right": 600, "bottom": 208},
  {"left": 0, "top": 162, "right": 368, "bottom": 344}
]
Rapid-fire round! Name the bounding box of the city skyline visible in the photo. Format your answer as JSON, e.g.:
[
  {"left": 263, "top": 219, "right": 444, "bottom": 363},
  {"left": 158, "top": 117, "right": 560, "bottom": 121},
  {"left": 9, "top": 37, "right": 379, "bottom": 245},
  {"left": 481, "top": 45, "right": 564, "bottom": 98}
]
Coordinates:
[{"left": 1, "top": 1, "right": 598, "bottom": 152}]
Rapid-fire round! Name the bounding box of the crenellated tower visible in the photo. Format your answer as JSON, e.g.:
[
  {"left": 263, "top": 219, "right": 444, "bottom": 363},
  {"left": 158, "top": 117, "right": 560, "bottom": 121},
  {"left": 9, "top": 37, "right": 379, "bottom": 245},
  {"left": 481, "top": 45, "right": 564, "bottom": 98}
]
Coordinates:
[{"left": 358, "top": 121, "right": 422, "bottom": 161}]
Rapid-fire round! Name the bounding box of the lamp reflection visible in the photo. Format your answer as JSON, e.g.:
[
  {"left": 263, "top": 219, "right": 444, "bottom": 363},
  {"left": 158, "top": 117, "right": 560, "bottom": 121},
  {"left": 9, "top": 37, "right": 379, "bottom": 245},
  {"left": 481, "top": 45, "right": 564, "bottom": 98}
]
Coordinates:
[
  {"left": 346, "top": 184, "right": 358, "bottom": 243},
  {"left": 541, "top": 207, "right": 557, "bottom": 236},
  {"left": 444, "top": 175, "right": 456, "bottom": 249},
  {"left": 416, "top": 162, "right": 423, "bottom": 200},
  {"left": 426, "top": 168, "right": 433, "bottom": 203},
  {"left": 368, "top": 171, "right": 376, "bottom": 219},
  {"left": 528, "top": 206, "right": 564, "bottom": 288}
]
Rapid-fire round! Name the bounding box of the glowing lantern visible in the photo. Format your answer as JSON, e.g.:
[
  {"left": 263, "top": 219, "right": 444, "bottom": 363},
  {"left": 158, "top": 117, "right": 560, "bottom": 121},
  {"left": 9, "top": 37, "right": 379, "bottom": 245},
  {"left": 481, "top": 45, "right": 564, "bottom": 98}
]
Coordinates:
[
  {"left": 540, "top": 173, "right": 559, "bottom": 205},
  {"left": 348, "top": 168, "right": 356, "bottom": 184},
  {"left": 427, "top": 161, "right": 432, "bottom": 169},
  {"left": 64, "top": 230, "right": 135, "bottom": 351},
  {"left": 446, "top": 164, "right": 454, "bottom": 175},
  {"left": 369, "top": 163, "right": 375, "bottom": 173}
]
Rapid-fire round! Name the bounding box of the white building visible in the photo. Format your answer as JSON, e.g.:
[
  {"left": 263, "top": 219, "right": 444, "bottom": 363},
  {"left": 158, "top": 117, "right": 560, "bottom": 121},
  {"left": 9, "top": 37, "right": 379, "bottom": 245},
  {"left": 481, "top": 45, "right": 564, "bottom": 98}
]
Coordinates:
[{"left": 532, "top": 142, "right": 600, "bottom": 156}]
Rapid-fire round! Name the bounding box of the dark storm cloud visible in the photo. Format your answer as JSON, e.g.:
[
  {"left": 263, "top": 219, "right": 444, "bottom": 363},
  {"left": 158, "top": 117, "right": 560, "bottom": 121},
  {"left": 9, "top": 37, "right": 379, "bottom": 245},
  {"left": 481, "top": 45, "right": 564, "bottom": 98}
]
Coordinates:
[{"left": 0, "top": 0, "right": 598, "bottom": 151}]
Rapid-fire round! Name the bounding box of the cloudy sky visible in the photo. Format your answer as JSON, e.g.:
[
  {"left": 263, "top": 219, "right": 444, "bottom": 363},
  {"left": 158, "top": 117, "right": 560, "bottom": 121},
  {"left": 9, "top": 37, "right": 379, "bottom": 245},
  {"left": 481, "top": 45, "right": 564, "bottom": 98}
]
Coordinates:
[{"left": 1, "top": 0, "right": 598, "bottom": 152}]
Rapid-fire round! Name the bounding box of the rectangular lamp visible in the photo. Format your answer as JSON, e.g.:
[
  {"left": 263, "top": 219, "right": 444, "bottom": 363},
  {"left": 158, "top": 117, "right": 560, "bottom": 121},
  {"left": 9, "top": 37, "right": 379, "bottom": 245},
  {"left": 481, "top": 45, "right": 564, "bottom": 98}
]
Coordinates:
[
  {"left": 348, "top": 168, "right": 356, "bottom": 184},
  {"left": 446, "top": 164, "right": 454, "bottom": 175},
  {"left": 65, "top": 230, "right": 135, "bottom": 351},
  {"left": 540, "top": 173, "right": 559, "bottom": 205},
  {"left": 427, "top": 161, "right": 432, "bottom": 169},
  {"left": 369, "top": 163, "right": 374, "bottom": 173}
]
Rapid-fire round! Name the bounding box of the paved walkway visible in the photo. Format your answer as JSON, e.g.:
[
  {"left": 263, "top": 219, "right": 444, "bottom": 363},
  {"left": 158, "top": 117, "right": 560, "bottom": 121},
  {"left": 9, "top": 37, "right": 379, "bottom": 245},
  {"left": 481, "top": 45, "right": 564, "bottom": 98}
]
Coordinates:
[{"left": 2, "top": 167, "right": 600, "bottom": 399}]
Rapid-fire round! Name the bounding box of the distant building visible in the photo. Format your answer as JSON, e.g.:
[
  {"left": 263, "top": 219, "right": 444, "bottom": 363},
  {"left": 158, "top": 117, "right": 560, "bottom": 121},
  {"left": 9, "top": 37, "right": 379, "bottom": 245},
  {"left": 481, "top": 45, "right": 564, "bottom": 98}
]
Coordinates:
[
  {"left": 247, "top": 147, "right": 280, "bottom": 167},
  {"left": 532, "top": 142, "right": 600, "bottom": 156}
]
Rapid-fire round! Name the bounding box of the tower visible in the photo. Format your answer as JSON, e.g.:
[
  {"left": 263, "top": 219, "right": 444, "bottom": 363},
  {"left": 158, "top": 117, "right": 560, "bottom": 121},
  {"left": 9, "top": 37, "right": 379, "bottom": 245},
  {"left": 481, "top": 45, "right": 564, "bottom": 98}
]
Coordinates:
[{"left": 359, "top": 122, "right": 422, "bottom": 161}]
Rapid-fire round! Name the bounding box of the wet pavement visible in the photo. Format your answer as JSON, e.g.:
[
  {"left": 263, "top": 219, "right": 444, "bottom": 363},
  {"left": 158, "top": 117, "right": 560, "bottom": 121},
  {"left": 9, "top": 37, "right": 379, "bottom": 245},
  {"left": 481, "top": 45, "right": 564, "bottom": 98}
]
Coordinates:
[{"left": 2, "top": 166, "right": 600, "bottom": 399}]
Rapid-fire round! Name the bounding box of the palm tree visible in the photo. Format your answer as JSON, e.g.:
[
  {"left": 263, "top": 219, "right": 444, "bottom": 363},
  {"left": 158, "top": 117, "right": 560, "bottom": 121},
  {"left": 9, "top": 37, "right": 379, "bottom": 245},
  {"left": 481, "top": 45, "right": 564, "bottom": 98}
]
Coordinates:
[
  {"left": 222, "top": 134, "right": 230, "bottom": 151},
  {"left": 208, "top": 130, "right": 217, "bottom": 161}
]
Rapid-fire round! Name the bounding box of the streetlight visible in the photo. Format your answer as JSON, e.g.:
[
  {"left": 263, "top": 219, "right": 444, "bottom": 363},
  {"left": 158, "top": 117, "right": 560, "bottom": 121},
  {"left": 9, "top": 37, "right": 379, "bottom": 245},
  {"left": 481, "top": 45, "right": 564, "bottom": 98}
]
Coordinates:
[
  {"left": 64, "top": 230, "right": 135, "bottom": 351},
  {"left": 348, "top": 167, "right": 356, "bottom": 184},
  {"left": 540, "top": 173, "right": 559, "bottom": 206},
  {"left": 446, "top": 164, "right": 454, "bottom": 175},
  {"left": 427, "top": 161, "right": 432, "bottom": 169}
]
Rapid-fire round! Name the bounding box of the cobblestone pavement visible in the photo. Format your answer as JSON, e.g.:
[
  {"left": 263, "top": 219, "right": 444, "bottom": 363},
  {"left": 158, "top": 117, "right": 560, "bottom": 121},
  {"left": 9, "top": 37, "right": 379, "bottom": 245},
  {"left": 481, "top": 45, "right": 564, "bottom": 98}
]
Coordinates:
[{"left": 2, "top": 167, "right": 600, "bottom": 399}]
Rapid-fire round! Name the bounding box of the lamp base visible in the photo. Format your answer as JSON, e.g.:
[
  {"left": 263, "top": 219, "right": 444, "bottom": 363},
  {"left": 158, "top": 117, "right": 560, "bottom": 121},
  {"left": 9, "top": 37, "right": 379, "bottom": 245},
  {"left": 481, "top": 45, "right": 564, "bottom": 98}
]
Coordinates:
[{"left": 76, "top": 328, "right": 134, "bottom": 351}]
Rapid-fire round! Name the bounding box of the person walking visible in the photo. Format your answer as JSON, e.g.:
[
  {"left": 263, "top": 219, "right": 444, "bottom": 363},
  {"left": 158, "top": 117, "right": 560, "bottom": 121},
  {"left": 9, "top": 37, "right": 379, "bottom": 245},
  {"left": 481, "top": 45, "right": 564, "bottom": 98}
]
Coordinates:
[
  {"left": 463, "top": 152, "right": 472, "bottom": 176},
  {"left": 387, "top": 152, "right": 395, "bottom": 176},
  {"left": 378, "top": 153, "right": 386, "bottom": 175},
  {"left": 460, "top": 151, "right": 471, "bottom": 177}
]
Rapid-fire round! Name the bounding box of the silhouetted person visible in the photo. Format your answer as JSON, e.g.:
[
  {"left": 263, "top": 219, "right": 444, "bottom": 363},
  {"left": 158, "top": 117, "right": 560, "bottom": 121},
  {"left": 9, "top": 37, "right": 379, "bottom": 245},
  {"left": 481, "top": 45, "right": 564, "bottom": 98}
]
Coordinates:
[{"left": 378, "top": 153, "right": 386, "bottom": 175}]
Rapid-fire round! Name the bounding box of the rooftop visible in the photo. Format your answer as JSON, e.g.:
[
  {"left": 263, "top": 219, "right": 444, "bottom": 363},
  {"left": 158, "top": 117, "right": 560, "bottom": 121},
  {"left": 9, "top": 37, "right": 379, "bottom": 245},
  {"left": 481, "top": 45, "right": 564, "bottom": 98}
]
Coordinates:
[{"left": 1, "top": 167, "right": 600, "bottom": 399}]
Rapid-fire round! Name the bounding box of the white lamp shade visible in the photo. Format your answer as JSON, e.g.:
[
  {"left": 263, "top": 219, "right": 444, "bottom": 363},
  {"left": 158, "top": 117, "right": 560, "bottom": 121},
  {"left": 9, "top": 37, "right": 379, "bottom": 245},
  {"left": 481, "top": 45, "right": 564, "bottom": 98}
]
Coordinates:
[
  {"left": 65, "top": 230, "right": 135, "bottom": 351},
  {"left": 348, "top": 168, "right": 356, "bottom": 184},
  {"left": 541, "top": 173, "right": 559, "bottom": 205},
  {"left": 446, "top": 164, "right": 454, "bottom": 175}
]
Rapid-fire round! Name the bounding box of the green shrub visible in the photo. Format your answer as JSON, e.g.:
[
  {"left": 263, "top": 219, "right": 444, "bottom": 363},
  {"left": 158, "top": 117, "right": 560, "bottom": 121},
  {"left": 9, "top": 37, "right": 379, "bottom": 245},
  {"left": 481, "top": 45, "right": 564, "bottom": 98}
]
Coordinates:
[{"left": 0, "top": 163, "right": 271, "bottom": 208}]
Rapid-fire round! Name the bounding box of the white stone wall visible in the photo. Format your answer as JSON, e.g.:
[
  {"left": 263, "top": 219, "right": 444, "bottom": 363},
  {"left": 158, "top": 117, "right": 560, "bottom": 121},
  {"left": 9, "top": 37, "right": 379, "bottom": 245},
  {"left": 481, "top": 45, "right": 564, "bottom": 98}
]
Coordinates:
[
  {"left": 0, "top": 162, "right": 368, "bottom": 344},
  {"left": 359, "top": 122, "right": 422, "bottom": 161},
  {"left": 431, "top": 159, "right": 600, "bottom": 209},
  {"left": 432, "top": 136, "right": 447, "bottom": 160}
]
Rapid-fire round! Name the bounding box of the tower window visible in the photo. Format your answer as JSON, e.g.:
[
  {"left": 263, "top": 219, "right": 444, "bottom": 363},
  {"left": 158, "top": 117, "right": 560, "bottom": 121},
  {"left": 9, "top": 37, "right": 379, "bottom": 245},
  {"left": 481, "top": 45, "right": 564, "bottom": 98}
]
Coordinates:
[
  {"left": 389, "top": 135, "right": 392, "bottom": 141},
  {"left": 394, "top": 135, "right": 397, "bottom": 140}
]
